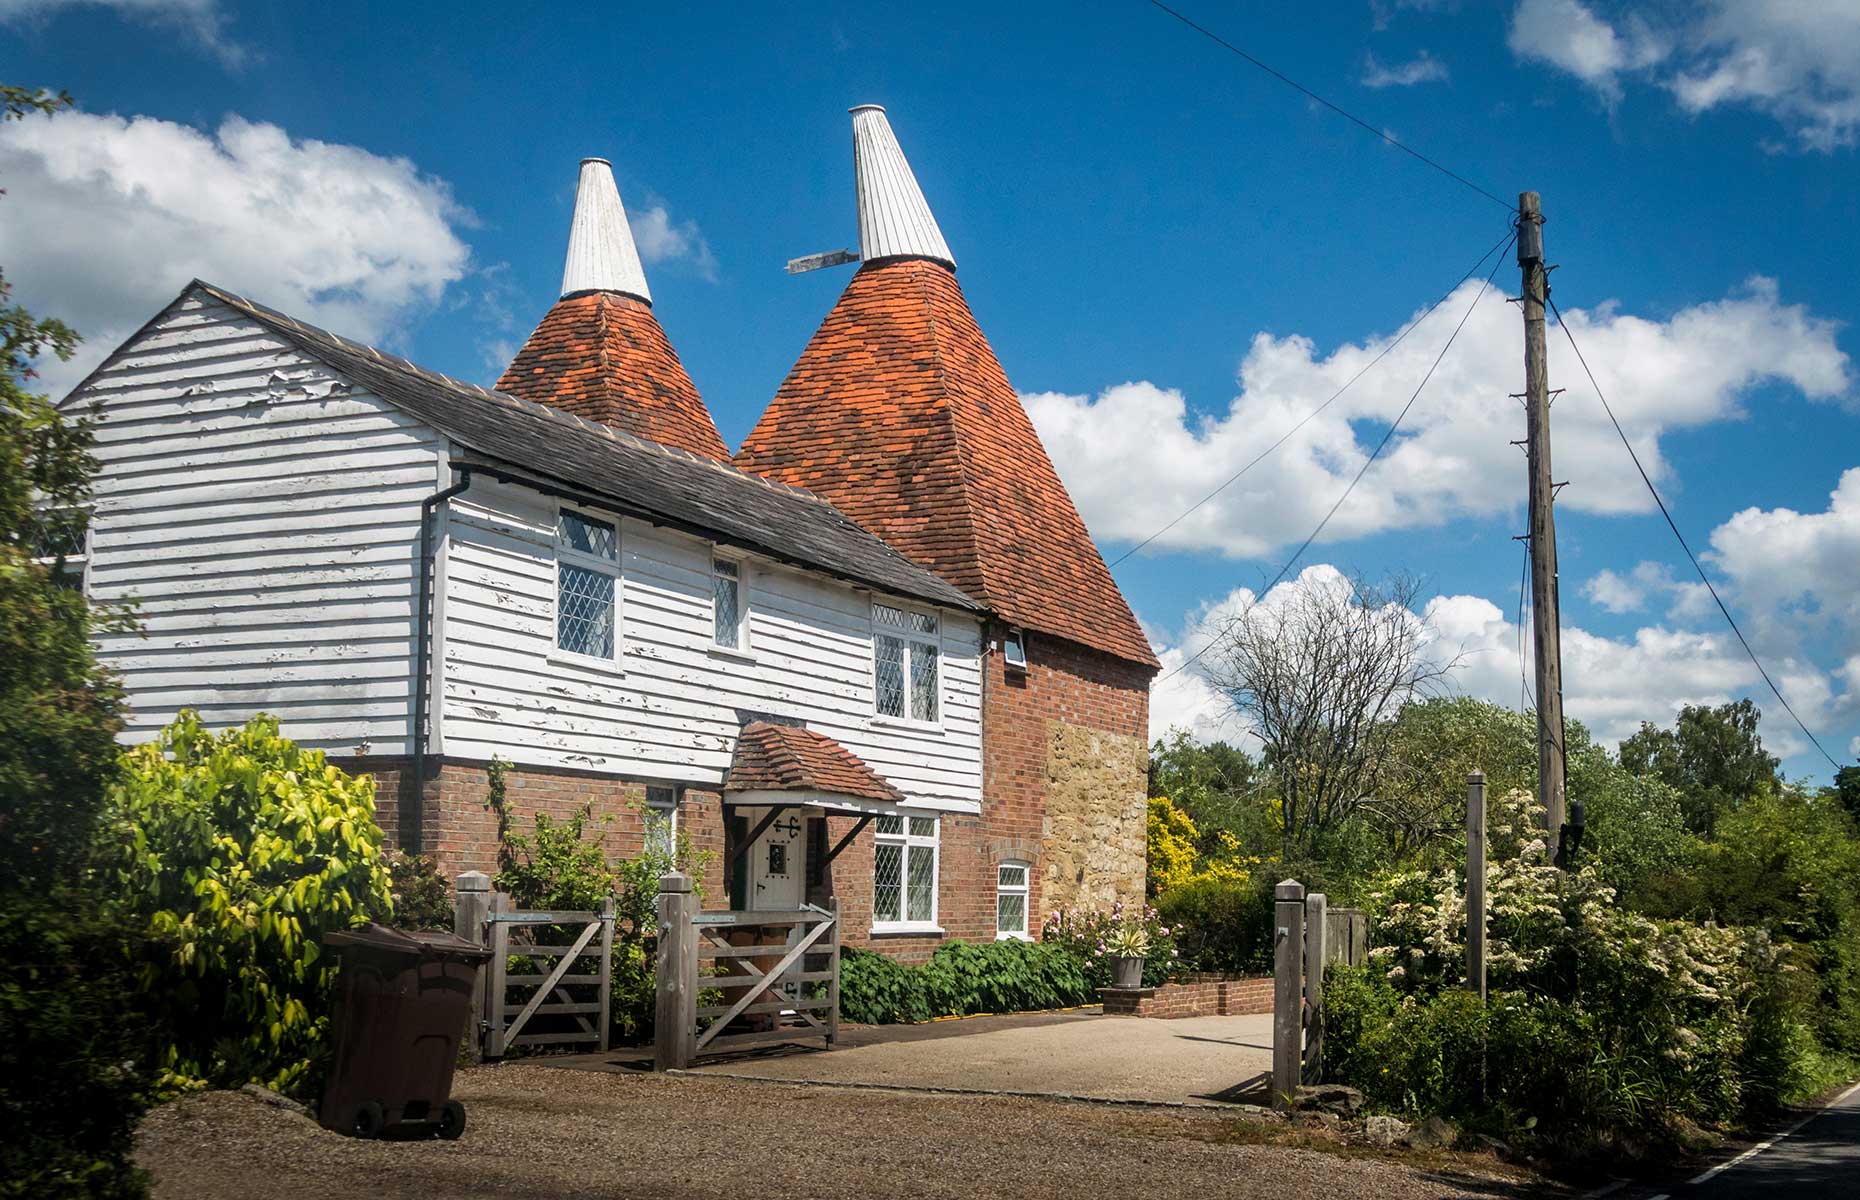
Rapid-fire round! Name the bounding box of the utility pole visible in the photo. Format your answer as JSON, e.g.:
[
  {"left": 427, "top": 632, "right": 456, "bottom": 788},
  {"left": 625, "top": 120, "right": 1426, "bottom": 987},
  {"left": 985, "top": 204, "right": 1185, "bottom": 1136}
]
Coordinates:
[{"left": 1519, "top": 192, "right": 1568, "bottom": 840}]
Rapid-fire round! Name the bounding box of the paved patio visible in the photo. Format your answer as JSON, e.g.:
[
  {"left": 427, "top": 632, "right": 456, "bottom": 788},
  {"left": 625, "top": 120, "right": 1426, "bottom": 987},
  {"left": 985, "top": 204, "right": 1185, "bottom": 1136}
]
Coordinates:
[{"left": 553, "top": 1009, "right": 1276, "bottom": 1106}]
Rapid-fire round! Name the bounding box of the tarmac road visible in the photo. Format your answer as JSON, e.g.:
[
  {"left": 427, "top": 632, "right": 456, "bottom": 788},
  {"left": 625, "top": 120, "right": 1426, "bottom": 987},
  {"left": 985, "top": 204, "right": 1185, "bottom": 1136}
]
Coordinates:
[{"left": 1618, "top": 1080, "right": 1860, "bottom": 1200}]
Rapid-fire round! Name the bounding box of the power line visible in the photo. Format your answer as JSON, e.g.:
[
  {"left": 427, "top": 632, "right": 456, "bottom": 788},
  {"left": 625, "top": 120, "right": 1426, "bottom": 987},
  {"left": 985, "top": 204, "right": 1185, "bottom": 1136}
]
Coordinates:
[
  {"left": 1108, "top": 225, "right": 1517, "bottom": 568},
  {"left": 1158, "top": 230, "right": 1517, "bottom": 686},
  {"left": 1546, "top": 294, "right": 1844, "bottom": 771},
  {"left": 1516, "top": 537, "right": 1531, "bottom": 717},
  {"left": 1145, "top": 0, "right": 1516, "bottom": 215}
]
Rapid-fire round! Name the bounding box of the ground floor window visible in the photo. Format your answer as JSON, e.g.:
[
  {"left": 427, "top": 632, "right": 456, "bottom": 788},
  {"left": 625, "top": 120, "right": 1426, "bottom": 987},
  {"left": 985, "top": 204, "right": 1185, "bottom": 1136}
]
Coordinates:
[
  {"left": 873, "top": 814, "right": 938, "bottom": 929},
  {"left": 996, "top": 862, "right": 1030, "bottom": 939},
  {"left": 644, "top": 785, "right": 678, "bottom": 856}
]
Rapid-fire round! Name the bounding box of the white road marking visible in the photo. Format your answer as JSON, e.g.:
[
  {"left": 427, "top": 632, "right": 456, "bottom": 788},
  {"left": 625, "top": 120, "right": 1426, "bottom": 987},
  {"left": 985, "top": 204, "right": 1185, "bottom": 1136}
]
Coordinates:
[{"left": 1687, "top": 1078, "right": 1860, "bottom": 1186}]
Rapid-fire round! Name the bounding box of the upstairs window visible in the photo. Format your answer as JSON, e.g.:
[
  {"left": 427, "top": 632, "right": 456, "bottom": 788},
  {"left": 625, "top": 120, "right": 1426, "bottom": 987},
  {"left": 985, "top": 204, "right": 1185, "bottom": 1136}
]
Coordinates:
[
  {"left": 873, "top": 604, "right": 939, "bottom": 722},
  {"left": 1002, "top": 628, "right": 1028, "bottom": 673},
  {"left": 33, "top": 512, "right": 88, "bottom": 592},
  {"left": 873, "top": 814, "right": 939, "bottom": 929},
  {"left": 712, "top": 556, "right": 744, "bottom": 649},
  {"left": 556, "top": 509, "right": 617, "bottom": 660},
  {"left": 996, "top": 862, "right": 1030, "bottom": 940}
]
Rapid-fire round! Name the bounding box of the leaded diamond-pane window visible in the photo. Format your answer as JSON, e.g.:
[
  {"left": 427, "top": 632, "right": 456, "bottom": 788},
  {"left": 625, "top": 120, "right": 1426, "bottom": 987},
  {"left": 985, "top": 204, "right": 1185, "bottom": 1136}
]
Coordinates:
[
  {"left": 910, "top": 646, "right": 938, "bottom": 722},
  {"left": 557, "top": 563, "right": 614, "bottom": 658},
  {"left": 557, "top": 510, "right": 616, "bottom": 559},
  {"left": 875, "top": 635, "right": 906, "bottom": 716},
  {"left": 871, "top": 603, "right": 940, "bottom": 722},
  {"left": 873, "top": 842, "right": 903, "bottom": 923},
  {"left": 873, "top": 814, "right": 938, "bottom": 929},
  {"left": 712, "top": 558, "right": 743, "bottom": 648}
]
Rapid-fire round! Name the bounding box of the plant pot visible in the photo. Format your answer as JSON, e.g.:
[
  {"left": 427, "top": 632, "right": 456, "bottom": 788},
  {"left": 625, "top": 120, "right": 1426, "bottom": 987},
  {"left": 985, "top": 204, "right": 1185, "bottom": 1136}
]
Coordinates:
[{"left": 1111, "top": 955, "right": 1145, "bottom": 989}]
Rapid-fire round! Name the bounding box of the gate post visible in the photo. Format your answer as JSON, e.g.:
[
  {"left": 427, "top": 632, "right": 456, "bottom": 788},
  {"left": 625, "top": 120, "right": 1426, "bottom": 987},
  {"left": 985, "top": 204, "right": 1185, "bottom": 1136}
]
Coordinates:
[
  {"left": 454, "top": 870, "right": 492, "bottom": 1063},
  {"left": 1304, "top": 891, "right": 1328, "bottom": 1082},
  {"left": 1272, "top": 878, "right": 1306, "bottom": 1109},
  {"left": 1466, "top": 771, "right": 1488, "bottom": 1002},
  {"left": 653, "top": 872, "right": 698, "bottom": 1072}
]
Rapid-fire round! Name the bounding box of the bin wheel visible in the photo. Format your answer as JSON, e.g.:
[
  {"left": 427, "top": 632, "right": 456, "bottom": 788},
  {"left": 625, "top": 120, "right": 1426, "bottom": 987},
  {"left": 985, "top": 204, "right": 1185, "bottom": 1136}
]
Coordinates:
[
  {"left": 350, "top": 1101, "right": 385, "bottom": 1139},
  {"left": 436, "top": 1100, "right": 466, "bottom": 1141}
]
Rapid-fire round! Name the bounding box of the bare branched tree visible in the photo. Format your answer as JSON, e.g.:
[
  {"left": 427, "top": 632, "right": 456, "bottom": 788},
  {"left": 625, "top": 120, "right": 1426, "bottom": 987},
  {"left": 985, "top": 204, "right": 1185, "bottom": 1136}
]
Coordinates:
[{"left": 1204, "top": 570, "right": 1459, "bottom": 860}]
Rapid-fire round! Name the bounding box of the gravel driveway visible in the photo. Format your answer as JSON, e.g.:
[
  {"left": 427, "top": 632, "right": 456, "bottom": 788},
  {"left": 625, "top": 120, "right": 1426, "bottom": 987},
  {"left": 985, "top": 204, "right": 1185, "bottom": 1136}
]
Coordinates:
[{"left": 136, "top": 1065, "right": 1553, "bottom": 1200}]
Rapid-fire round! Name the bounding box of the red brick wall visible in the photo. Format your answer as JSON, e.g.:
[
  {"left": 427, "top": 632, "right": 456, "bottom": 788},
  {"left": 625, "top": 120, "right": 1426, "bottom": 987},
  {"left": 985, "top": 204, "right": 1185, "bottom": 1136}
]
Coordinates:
[
  {"left": 980, "top": 625, "right": 1152, "bottom": 933},
  {"left": 1101, "top": 976, "right": 1274, "bottom": 1018}
]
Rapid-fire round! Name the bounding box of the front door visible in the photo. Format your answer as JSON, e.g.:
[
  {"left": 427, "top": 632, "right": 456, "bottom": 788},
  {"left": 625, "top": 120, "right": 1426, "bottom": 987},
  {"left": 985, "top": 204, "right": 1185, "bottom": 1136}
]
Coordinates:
[{"left": 747, "top": 809, "right": 806, "bottom": 911}]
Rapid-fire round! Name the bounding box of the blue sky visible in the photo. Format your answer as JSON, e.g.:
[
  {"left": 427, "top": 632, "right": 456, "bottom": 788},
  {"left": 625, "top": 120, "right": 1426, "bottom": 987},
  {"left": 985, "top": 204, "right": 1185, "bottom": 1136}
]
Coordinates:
[{"left": 5, "top": 1, "right": 1858, "bottom": 780}]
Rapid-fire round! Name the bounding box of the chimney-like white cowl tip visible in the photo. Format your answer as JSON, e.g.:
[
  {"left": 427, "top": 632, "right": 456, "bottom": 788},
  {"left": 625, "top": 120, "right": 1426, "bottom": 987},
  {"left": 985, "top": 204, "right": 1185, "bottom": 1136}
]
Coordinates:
[
  {"left": 560, "top": 158, "right": 652, "bottom": 303},
  {"left": 850, "top": 105, "right": 955, "bottom": 270}
]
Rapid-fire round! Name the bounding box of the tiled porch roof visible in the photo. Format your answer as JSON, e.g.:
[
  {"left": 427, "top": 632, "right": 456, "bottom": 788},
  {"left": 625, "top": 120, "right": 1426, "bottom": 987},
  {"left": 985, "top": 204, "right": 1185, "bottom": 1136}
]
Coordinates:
[{"left": 724, "top": 721, "right": 906, "bottom": 806}]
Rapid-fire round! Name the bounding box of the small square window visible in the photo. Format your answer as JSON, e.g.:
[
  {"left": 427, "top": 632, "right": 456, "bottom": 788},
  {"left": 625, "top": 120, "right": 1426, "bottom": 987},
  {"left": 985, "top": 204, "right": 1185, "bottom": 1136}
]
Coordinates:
[{"left": 1003, "top": 629, "right": 1028, "bottom": 672}]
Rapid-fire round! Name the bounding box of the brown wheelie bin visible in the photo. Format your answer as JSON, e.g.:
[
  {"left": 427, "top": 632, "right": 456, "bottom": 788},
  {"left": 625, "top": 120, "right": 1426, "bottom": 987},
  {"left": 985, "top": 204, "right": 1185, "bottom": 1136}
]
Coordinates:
[{"left": 319, "top": 924, "right": 489, "bottom": 1140}]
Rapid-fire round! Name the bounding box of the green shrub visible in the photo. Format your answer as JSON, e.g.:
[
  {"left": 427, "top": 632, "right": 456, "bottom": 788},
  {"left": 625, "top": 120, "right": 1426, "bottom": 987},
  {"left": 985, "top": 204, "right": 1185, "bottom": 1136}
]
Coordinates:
[
  {"left": 383, "top": 851, "right": 453, "bottom": 932},
  {"left": 839, "top": 940, "right": 1095, "bottom": 1024},
  {"left": 1157, "top": 875, "right": 1275, "bottom": 975},
  {"left": 492, "top": 797, "right": 713, "bottom": 1045},
  {"left": 104, "top": 712, "right": 392, "bottom": 1098},
  {"left": 1040, "top": 900, "right": 1179, "bottom": 988}
]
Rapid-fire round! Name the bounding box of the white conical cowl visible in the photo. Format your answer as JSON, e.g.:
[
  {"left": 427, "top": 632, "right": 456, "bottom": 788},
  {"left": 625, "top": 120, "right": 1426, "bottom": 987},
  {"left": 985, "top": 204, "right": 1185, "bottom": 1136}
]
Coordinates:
[
  {"left": 851, "top": 105, "right": 955, "bottom": 270},
  {"left": 560, "top": 158, "right": 652, "bottom": 302}
]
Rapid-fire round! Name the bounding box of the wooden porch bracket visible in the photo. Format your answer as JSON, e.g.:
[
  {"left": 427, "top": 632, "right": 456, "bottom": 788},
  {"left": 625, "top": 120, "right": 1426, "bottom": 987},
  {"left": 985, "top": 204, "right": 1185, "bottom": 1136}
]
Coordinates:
[
  {"left": 819, "top": 814, "right": 874, "bottom": 869},
  {"left": 727, "top": 803, "right": 793, "bottom": 875}
]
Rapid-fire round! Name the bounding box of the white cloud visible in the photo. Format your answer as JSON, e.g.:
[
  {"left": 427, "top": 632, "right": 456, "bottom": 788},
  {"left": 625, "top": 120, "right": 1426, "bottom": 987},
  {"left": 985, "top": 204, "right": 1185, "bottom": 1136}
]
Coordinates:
[
  {"left": 1362, "top": 51, "right": 1450, "bottom": 89},
  {"left": 1582, "top": 566, "right": 1647, "bottom": 614},
  {"left": 1668, "top": 2, "right": 1860, "bottom": 152},
  {"left": 1580, "top": 561, "right": 1712, "bottom": 623},
  {"left": 1508, "top": 0, "right": 1860, "bottom": 151},
  {"left": 1147, "top": 563, "right": 1825, "bottom": 753},
  {"left": 1507, "top": 0, "right": 1667, "bottom": 101},
  {"left": 630, "top": 200, "right": 718, "bottom": 282},
  {"left": 1709, "top": 467, "right": 1860, "bottom": 640},
  {"left": 0, "top": 0, "right": 244, "bottom": 65},
  {"left": 1025, "top": 277, "right": 1848, "bottom": 560},
  {"left": 0, "top": 109, "right": 473, "bottom": 396}
]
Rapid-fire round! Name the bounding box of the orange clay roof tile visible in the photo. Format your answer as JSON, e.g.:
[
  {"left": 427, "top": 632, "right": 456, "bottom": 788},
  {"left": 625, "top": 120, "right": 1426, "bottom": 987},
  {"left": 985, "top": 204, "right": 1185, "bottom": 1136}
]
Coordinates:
[
  {"left": 725, "top": 721, "right": 907, "bottom": 804},
  {"left": 497, "top": 292, "right": 729, "bottom": 461},
  {"left": 736, "top": 259, "right": 1157, "bottom": 669}
]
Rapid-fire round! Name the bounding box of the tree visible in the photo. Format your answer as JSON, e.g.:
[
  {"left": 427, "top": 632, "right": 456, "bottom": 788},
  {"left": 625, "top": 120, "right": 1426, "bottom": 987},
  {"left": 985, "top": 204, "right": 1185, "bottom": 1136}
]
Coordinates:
[
  {"left": 1619, "top": 699, "right": 1782, "bottom": 836},
  {"left": 1830, "top": 765, "right": 1860, "bottom": 821},
  {"left": 0, "top": 81, "right": 151, "bottom": 1199},
  {"left": 1204, "top": 570, "right": 1457, "bottom": 860},
  {"left": 1147, "top": 731, "right": 1267, "bottom": 855}
]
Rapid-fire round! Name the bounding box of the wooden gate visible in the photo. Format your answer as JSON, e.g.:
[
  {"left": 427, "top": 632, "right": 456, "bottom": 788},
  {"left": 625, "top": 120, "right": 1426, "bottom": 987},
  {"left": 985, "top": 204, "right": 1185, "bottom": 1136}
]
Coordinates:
[
  {"left": 480, "top": 896, "right": 616, "bottom": 1059},
  {"left": 653, "top": 884, "right": 839, "bottom": 1069}
]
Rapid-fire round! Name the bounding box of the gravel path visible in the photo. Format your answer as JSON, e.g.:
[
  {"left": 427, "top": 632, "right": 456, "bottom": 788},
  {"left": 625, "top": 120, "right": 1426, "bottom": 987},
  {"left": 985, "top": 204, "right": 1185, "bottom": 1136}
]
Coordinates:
[{"left": 137, "top": 1065, "right": 1554, "bottom": 1200}]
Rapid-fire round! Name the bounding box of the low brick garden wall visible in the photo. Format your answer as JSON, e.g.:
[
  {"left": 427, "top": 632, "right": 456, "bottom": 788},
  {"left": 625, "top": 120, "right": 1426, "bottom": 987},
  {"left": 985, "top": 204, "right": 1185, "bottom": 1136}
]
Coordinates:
[{"left": 1100, "top": 975, "right": 1274, "bottom": 1018}]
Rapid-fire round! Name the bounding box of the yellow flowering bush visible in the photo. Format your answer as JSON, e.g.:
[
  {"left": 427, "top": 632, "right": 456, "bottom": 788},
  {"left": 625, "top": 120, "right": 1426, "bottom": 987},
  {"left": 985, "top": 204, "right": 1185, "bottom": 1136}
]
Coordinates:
[{"left": 105, "top": 712, "right": 391, "bottom": 1097}]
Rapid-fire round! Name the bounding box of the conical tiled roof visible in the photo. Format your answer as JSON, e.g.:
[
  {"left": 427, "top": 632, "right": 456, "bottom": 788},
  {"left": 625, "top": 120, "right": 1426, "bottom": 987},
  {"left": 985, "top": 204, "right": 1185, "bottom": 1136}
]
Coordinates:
[
  {"left": 497, "top": 159, "right": 729, "bottom": 461},
  {"left": 736, "top": 257, "right": 1157, "bottom": 668}
]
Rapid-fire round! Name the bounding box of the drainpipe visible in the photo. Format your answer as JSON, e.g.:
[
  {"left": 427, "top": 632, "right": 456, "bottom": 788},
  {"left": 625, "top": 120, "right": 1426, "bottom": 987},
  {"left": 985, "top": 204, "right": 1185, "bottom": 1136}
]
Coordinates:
[{"left": 411, "top": 466, "right": 473, "bottom": 855}]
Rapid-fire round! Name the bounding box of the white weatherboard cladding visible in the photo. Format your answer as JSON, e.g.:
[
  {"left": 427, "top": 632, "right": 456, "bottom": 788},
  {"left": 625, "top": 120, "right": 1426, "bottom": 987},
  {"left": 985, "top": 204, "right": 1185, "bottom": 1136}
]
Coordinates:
[
  {"left": 75, "top": 293, "right": 438, "bottom": 752},
  {"left": 560, "top": 158, "right": 652, "bottom": 302},
  {"left": 850, "top": 105, "right": 956, "bottom": 269},
  {"left": 441, "top": 479, "right": 984, "bottom": 811}
]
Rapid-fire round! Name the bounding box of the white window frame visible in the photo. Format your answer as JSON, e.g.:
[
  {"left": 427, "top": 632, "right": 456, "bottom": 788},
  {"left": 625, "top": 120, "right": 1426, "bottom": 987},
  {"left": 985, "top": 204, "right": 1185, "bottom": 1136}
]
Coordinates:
[
  {"left": 644, "top": 785, "right": 679, "bottom": 856},
  {"left": 871, "top": 602, "right": 941, "bottom": 725},
  {"left": 32, "top": 511, "right": 89, "bottom": 594},
  {"left": 710, "top": 553, "right": 751, "bottom": 655},
  {"left": 871, "top": 813, "right": 940, "bottom": 932},
  {"left": 1002, "top": 628, "right": 1029, "bottom": 673},
  {"left": 552, "top": 505, "right": 620, "bottom": 666},
  {"left": 996, "top": 861, "right": 1031, "bottom": 941}
]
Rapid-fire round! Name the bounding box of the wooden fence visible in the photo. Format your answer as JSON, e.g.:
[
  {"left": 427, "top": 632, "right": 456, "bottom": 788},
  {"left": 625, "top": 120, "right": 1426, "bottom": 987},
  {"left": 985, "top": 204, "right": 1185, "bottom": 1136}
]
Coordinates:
[
  {"left": 653, "top": 872, "right": 839, "bottom": 1070},
  {"left": 456, "top": 871, "right": 616, "bottom": 1061}
]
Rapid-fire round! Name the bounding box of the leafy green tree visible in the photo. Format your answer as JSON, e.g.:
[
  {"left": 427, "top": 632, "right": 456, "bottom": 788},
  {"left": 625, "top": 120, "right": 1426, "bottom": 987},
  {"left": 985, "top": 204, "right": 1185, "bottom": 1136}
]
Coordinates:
[
  {"left": 1620, "top": 699, "right": 1782, "bottom": 835},
  {"left": 1146, "top": 731, "right": 1269, "bottom": 855},
  {"left": 1830, "top": 765, "right": 1860, "bottom": 821},
  {"left": 0, "top": 81, "right": 153, "bottom": 1200},
  {"left": 105, "top": 713, "right": 393, "bottom": 1098}
]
